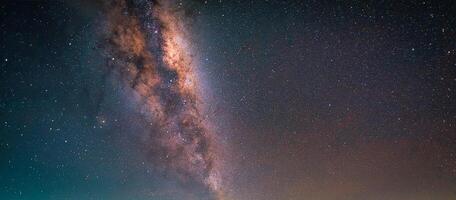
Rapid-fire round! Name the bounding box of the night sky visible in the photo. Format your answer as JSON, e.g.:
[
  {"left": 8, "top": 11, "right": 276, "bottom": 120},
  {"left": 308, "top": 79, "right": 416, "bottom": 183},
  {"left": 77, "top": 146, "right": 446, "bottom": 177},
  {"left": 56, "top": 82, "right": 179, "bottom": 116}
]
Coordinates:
[{"left": 1, "top": 1, "right": 456, "bottom": 200}]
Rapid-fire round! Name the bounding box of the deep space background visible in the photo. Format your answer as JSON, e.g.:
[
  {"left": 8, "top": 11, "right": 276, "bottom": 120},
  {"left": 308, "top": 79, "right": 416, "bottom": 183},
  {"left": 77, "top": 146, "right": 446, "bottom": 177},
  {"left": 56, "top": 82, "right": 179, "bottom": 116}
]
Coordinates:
[{"left": 1, "top": 1, "right": 456, "bottom": 200}]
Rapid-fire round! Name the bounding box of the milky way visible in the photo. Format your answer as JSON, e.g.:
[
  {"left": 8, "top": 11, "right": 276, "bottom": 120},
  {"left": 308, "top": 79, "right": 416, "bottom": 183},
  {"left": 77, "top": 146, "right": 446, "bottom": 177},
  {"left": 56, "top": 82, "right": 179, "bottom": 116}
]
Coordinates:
[{"left": 101, "top": 0, "right": 225, "bottom": 199}]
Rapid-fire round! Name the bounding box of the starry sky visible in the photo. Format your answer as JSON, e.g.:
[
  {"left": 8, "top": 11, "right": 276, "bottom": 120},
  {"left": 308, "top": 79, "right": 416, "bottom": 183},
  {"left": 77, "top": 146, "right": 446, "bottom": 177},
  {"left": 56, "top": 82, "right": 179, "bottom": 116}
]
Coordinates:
[{"left": 1, "top": 1, "right": 456, "bottom": 200}]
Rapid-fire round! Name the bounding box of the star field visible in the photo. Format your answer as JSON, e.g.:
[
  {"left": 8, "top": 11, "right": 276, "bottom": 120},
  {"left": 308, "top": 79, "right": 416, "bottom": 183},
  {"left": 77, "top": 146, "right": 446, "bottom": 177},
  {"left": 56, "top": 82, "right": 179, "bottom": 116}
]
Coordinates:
[{"left": 1, "top": 1, "right": 456, "bottom": 200}]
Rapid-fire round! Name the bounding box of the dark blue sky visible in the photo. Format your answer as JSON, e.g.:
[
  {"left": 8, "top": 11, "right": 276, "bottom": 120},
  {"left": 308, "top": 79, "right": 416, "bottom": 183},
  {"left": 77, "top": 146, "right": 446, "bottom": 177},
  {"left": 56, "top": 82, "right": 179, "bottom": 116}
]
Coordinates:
[{"left": 1, "top": 1, "right": 456, "bottom": 200}]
